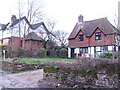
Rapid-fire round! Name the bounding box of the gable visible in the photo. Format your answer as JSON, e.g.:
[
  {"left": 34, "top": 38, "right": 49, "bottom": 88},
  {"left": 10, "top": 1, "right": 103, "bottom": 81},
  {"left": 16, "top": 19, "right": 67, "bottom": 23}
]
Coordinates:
[
  {"left": 0, "top": 16, "right": 55, "bottom": 39},
  {"left": 74, "top": 29, "right": 85, "bottom": 39},
  {"left": 90, "top": 27, "right": 105, "bottom": 37}
]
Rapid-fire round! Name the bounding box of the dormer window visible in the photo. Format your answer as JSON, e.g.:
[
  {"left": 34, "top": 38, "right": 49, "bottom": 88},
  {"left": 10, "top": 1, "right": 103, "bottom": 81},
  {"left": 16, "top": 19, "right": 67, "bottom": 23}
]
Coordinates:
[
  {"left": 95, "top": 32, "right": 101, "bottom": 40},
  {"left": 78, "top": 34, "right": 84, "bottom": 42}
]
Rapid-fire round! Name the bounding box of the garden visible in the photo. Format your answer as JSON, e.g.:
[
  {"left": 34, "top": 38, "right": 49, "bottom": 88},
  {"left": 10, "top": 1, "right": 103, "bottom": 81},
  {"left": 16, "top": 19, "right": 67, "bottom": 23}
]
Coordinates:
[{"left": 0, "top": 45, "right": 119, "bottom": 88}]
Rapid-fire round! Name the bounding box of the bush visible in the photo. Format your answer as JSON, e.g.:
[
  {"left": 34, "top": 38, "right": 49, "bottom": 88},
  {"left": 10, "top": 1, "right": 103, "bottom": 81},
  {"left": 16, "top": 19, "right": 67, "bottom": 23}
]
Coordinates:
[
  {"left": 24, "top": 50, "right": 35, "bottom": 58},
  {"left": 49, "top": 48, "right": 59, "bottom": 58},
  {"left": 0, "top": 45, "right": 11, "bottom": 57},
  {"left": 59, "top": 48, "right": 68, "bottom": 58},
  {"left": 17, "top": 48, "right": 25, "bottom": 58},
  {"left": 36, "top": 48, "right": 46, "bottom": 58},
  {"left": 98, "top": 52, "right": 113, "bottom": 59}
]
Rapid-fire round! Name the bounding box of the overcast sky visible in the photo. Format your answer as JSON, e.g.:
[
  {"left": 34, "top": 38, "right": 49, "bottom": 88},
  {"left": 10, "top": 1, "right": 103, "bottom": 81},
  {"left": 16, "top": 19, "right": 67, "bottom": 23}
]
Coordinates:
[{"left": 0, "top": 0, "right": 119, "bottom": 34}]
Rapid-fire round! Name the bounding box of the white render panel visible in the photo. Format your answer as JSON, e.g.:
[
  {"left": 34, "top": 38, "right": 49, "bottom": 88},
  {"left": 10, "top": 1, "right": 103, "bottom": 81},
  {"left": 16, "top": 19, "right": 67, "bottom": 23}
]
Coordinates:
[
  {"left": 96, "top": 47, "right": 100, "bottom": 51},
  {"left": 88, "top": 47, "right": 91, "bottom": 54},
  {"left": 68, "top": 48, "right": 71, "bottom": 58},
  {"left": 75, "top": 48, "right": 79, "bottom": 54},
  {"left": 108, "top": 46, "right": 112, "bottom": 51},
  {"left": 91, "top": 47, "right": 94, "bottom": 54}
]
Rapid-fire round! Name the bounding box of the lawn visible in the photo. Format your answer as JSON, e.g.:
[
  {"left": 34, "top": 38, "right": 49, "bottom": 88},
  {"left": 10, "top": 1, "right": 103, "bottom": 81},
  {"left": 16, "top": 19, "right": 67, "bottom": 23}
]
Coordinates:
[{"left": 5, "top": 58, "right": 77, "bottom": 63}]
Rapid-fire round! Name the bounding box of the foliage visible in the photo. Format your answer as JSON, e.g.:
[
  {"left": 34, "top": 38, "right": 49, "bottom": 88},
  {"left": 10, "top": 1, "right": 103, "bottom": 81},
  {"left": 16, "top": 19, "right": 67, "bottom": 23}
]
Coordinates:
[
  {"left": 49, "top": 46, "right": 68, "bottom": 58},
  {"left": 98, "top": 52, "right": 118, "bottom": 59},
  {"left": 59, "top": 48, "right": 68, "bottom": 58},
  {"left": 49, "top": 48, "right": 59, "bottom": 58},
  {"left": 98, "top": 52, "right": 112, "bottom": 59},
  {"left": 44, "top": 66, "right": 59, "bottom": 73},
  {"left": 44, "top": 57, "right": 118, "bottom": 79},
  {"left": 10, "top": 51, "right": 17, "bottom": 57},
  {"left": 17, "top": 48, "right": 26, "bottom": 58},
  {"left": 36, "top": 48, "right": 46, "bottom": 58},
  {"left": 0, "top": 45, "right": 11, "bottom": 57},
  {"left": 24, "top": 50, "right": 35, "bottom": 58}
]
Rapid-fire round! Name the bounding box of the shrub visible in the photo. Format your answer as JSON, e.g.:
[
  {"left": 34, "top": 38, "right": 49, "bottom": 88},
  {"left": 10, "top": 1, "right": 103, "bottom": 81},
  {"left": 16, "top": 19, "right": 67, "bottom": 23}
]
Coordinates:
[
  {"left": 49, "top": 48, "right": 59, "bottom": 58},
  {"left": 24, "top": 50, "right": 35, "bottom": 58},
  {"left": 98, "top": 52, "right": 113, "bottom": 59},
  {"left": 0, "top": 45, "right": 11, "bottom": 57},
  {"left": 17, "top": 48, "right": 25, "bottom": 58},
  {"left": 59, "top": 48, "right": 68, "bottom": 58},
  {"left": 36, "top": 48, "right": 46, "bottom": 58}
]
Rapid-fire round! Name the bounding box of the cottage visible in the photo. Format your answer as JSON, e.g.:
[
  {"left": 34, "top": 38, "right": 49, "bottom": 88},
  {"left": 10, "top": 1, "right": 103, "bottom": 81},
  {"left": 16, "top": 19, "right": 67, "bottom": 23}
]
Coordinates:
[{"left": 68, "top": 15, "right": 120, "bottom": 58}]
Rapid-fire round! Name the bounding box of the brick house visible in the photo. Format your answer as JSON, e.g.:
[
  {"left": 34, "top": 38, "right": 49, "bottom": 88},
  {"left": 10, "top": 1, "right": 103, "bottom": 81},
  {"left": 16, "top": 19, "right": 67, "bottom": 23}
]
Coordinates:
[
  {"left": 24, "top": 32, "right": 44, "bottom": 51},
  {"left": 68, "top": 15, "right": 120, "bottom": 58},
  {"left": 0, "top": 15, "right": 54, "bottom": 52}
]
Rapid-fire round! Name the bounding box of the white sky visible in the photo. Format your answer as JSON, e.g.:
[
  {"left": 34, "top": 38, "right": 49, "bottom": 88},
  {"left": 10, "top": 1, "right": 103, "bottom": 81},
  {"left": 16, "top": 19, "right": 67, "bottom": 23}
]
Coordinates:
[{"left": 0, "top": 0, "right": 120, "bottom": 34}]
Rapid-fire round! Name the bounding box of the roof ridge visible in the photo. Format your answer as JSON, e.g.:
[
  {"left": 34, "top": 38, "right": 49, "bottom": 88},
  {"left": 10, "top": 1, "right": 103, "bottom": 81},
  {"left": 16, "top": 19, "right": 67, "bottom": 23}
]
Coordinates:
[{"left": 84, "top": 17, "right": 107, "bottom": 22}]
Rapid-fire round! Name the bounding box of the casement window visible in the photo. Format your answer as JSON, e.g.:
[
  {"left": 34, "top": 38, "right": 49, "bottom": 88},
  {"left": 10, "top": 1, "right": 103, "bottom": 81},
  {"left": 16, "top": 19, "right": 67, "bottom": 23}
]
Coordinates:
[
  {"left": 79, "top": 47, "right": 88, "bottom": 53},
  {"left": 95, "top": 46, "right": 108, "bottom": 53},
  {"left": 95, "top": 32, "right": 102, "bottom": 40},
  {"left": 100, "top": 46, "right": 108, "bottom": 52},
  {"left": 78, "top": 34, "right": 84, "bottom": 42}
]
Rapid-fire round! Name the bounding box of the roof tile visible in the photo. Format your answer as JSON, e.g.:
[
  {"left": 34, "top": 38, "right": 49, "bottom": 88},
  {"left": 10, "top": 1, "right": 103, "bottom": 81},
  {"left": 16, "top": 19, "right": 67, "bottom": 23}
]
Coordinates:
[{"left": 68, "top": 17, "right": 118, "bottom": 40}]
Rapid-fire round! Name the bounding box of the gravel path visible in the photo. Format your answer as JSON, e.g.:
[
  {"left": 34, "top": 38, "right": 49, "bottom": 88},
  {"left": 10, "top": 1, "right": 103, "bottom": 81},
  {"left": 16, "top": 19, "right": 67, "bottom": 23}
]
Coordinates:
[{"left": 0, "top": 69, "right": 44, "bottom": 88}]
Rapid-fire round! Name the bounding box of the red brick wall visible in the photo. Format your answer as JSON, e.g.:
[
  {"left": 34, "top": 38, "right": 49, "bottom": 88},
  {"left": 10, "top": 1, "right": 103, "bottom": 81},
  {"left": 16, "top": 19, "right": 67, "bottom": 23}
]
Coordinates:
[
  {"left": 69, "top": 29, "right": 116, "bottom": 48},
  {"left": 89, "top": 29, "right": 115, "bottom": 46},
  {"left": 24, "top": 40, "right": 43, "bottom": 51},
  {"left": 10, "top": 37, "right": 22, "bottom": 51},
  {"left": 24, "top": 40, "right": 32, "bottom": 50},
  {"left": 69, "top": 30, "right": 89, "bottom": 48}
]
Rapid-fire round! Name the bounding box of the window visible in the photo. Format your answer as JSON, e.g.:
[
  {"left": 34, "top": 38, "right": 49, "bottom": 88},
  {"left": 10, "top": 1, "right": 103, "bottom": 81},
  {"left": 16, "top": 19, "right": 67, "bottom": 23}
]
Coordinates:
[
  {"left": 79, "top": 47, "right": 88, "bottom": 53},
  {"left": 78, "top": 34, "right": 84, "bottom": 42},
  {"left": 95, "top": 32, "right": 102, "bottom": 40},
  {"left": 100, "top": 46, "right": 108, "bottom": 52}
]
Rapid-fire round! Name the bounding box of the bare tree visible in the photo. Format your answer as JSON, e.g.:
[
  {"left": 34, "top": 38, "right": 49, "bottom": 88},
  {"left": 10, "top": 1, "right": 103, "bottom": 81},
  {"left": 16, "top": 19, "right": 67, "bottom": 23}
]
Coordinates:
[
  {"left": 40, "top": 19, "right": 57, "bottom": 49},
  {"left": 16, "top": 0, "right": 45, "bottom": 49},
  {"left": 54, "top": 30, "right": 68, "bottom": 46},
  {"left": 45, "top": 19, "right": 57, "bottom": 42}
]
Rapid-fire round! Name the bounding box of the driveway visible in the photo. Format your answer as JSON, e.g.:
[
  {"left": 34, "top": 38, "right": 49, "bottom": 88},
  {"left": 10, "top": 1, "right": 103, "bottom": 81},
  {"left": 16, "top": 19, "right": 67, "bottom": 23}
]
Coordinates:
[{"left": 0, "top": 69, "right": 43, "bottom": 88}]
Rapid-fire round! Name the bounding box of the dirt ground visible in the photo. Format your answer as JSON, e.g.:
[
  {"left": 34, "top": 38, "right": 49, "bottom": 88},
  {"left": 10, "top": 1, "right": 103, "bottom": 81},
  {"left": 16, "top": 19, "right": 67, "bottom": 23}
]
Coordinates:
[{"left": 0, "top": 69, "right": 45, "bottom": 88}]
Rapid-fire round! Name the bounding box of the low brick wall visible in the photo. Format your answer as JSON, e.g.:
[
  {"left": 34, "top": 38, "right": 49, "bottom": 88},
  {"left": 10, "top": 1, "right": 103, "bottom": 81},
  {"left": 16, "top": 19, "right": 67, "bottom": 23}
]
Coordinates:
[{"left": 1, "top": 60, "right": 45, "bottom": 72}]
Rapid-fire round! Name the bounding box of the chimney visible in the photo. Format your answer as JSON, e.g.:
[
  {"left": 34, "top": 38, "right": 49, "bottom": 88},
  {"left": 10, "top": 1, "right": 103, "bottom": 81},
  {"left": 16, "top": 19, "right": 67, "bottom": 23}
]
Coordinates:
[
  {"left": 78, "top": 15, "right": 83, "bottom": 24},
  {"left": 11, "top": 15, "right": 17, "bottom": 22}
]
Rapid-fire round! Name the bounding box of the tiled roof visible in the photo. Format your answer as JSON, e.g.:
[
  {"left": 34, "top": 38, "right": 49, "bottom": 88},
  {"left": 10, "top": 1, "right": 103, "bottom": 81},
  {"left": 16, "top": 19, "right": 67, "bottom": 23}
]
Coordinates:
[
  {"left": 68, "top": 17, "right": 118, "bottom": 40},
  {"left": 9, "top": 16, "right": 55, "bottom": 37},
  {"left": 25, "top": 32, "right": 43, "bottom": 41},
  {"left": 0, "top": 23, "right": 9, "bottom": 30}
]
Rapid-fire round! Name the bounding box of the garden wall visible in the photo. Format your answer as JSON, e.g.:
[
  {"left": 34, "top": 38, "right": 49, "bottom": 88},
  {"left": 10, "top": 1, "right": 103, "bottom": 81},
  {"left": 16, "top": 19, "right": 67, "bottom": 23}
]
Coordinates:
[{"left": 1, "top": 60, "right": 45, "bottom": 72}]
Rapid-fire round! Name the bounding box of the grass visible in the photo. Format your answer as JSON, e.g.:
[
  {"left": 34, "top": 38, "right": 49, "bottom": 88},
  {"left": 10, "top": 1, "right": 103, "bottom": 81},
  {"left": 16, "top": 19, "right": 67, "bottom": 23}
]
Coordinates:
[{"left": 4, "top": 58, "right": 77, "bottom": 63}]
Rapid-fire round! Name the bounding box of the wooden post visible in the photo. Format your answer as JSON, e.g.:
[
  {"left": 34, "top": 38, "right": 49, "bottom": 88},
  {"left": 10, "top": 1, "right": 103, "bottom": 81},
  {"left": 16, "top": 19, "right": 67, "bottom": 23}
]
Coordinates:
[{"left": 3, "top": 50, "right": 5, "bottom": 60}]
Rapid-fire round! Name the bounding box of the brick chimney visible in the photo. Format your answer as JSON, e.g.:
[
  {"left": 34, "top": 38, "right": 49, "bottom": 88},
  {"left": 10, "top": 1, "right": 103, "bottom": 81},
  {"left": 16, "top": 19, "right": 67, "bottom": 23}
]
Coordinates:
[
  {"left": 11, "top": 15, "right": 17, "bottom": 22},
  {"left": 78, "top": 15, "right": 83, "bottom": 24}
]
